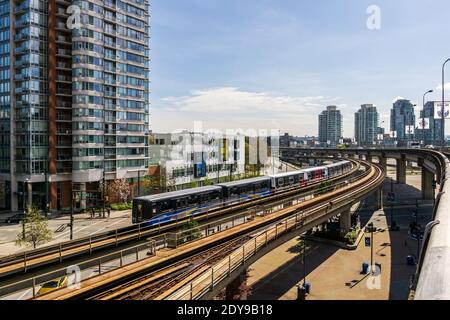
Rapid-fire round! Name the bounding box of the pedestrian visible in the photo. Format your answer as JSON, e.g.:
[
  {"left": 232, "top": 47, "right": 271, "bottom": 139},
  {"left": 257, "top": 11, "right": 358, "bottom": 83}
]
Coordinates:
[{"left": 107, "top": 208, "right": 111, "bottom": 218}]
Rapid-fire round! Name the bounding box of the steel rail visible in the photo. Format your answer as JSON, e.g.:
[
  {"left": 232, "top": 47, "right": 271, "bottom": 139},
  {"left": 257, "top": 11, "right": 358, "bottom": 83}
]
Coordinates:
[
  {"left": 37, "top": 160, "right": 380, "bottom": 300},
  {"left": 0, "top": 160, "right": 360, "bottom": 278}
]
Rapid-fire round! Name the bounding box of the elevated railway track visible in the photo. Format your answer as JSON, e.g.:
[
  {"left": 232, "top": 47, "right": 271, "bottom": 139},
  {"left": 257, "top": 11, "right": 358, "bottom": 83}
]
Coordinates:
[
  {"left": 0, "top": 160, "right": 360, "bottom": 280},
  {"left": 33, "top": 160, "right": 384, "bottom": 300}
]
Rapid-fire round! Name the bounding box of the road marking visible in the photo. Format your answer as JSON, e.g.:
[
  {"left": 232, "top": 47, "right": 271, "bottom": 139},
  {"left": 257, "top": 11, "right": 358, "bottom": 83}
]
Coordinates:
[
  {"left": 17, "top": 288, "right": 32, "bottom": 300},
  {"left": 52, "top": 219, "right": 105, "bottom": 239},
  {"left": 89, "top": 218, "right": 128, "bottom": 236}
]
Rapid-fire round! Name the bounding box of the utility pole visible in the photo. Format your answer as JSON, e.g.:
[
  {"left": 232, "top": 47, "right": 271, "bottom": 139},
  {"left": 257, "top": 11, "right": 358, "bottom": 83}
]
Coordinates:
[
  {"left": 44, "top": 168, "right": 49, "bottom": 218},
  {"left": 415, "top": 199, "right": 420, "bottom": 261},
  {"left": 137, "top": 170, "right": 141, "bottom": 197},
  {"left": 442, "top": 59, "right": 450, "bottom": 151},
  {"left": 70, "top": 185, "right": 74, "bottom": 240},
  {"left": 302, "top": 235, "right": 307, "bottom": 286},
  {"left": 422, "top": 89, "right": 433, "bottom": 147}
]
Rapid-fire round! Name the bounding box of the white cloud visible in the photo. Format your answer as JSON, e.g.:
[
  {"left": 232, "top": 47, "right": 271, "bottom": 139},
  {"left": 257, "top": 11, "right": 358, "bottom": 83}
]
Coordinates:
[
  {"left": 392, "top": 96, "right": 406, "bottom": 103},
  {"left": 153, "top": 87, "right": 340, "bottom": 136},
  {"left": 436, "top": 83, "right": 450, "bottom": 91}
]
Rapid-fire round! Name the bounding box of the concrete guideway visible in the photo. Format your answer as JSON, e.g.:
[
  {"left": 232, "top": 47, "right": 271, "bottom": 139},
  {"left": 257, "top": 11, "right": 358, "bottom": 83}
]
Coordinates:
[
  {"left": 281, "top": 147, "right": 450, "bottom": 300},
  {"left": 0, "top": 160, "right": 361, "bottom": 280},
  {"left": 150, "top": 164, "right": 385, "bottom": 300}
]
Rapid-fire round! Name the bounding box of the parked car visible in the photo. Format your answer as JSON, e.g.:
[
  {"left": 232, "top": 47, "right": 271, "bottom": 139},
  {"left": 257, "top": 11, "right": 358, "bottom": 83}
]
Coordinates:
[
  {"left": 37, "top": 276, "right": 68, "bottom": 296},
  {"left": 4, "top": 213, "right": 26, "bottom": 224}
]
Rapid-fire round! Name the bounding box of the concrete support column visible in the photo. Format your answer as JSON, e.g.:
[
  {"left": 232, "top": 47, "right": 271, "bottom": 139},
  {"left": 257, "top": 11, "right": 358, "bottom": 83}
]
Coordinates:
[
  {"left": 50, "top": 182, "right": 58, "bottom": 211},
  {"left": 225, "top": 270, "right": 249, "bottom": 300},
  {"left": 339, "top": 210, "right": 352, "bottom": 235},
  {"left": 80, "top": 183, "right": 87, "bottom": 210},
  {"left": 379, "top": 156, "right": 387, "bottom": 171},
  {"left": 396, "top": 157, "right": 406, "bottom": 184},
  {"left": 358, "top": 154, "right": 363, "bottom": 160},
  {"left": 366, "top": 155, "right": 373, "bottom": 163},
  {"left": 421, "top": 167, "right": 434, "bottom": 200},
  {"left": 27, "top": 182, "right": 32, "bottom": 209},
  {"left": 374, "top": 188, "right": 383, "bottom": 210}
]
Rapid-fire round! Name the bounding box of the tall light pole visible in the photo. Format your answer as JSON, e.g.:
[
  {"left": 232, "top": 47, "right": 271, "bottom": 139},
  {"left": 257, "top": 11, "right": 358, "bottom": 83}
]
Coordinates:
[
  {"left": 422, "top": 90, "right": 434, "bottom": 147},
  {"left": 442, "top": 58, "right": 450, "bottom": 151}
]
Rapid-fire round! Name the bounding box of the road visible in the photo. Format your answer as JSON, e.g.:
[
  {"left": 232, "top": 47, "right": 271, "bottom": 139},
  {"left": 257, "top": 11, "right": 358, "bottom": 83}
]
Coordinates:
[{"left": 0, "top": 210, "right": 133, "bottom": 257}]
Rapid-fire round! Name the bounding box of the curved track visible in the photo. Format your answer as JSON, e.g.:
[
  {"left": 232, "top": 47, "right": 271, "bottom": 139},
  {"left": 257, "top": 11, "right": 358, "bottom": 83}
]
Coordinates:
[{"left": 35, "top": 160, "right": 384, "bottom": 300}]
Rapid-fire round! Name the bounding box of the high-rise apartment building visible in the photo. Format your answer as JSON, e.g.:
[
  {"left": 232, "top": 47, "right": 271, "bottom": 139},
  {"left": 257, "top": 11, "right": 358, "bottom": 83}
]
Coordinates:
[
  {"left": 0, "top": 0, "right": 150, "bottom": 212},
  {"left": 390, "top": 99, "right": 415, "bottom": 146},
  {"left": 318, "top": 105, "right": 342, "bottom": 147},
  {"left": 417, "top": 101, "right": 448, "bottom": 146},
  {"left": 354, "top": 104, "right": 378, "bottom": 146}
]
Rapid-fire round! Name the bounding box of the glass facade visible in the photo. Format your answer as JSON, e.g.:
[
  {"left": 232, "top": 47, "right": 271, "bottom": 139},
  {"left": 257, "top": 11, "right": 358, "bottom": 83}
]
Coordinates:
[
  {"left": 0, "top": 0, "right": 10, "bottom": 174},
  {"left": 0, "top": 0, "right": 150, "bottom": 211},
  {"left": 71, "top": 0, "right": 150, "bottom": 178},
  {"left": 14, "top": 0, "right": 49, "bottom": 175}
]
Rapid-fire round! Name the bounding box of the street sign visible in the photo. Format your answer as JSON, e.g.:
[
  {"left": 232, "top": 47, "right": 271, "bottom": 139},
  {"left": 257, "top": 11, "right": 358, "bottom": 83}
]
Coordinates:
[{"left": 365, "top": 237, "right": 371, "bottom": 247}]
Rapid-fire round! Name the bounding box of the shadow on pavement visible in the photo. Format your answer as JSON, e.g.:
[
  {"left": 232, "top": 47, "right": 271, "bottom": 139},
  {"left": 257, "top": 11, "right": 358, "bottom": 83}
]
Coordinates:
[{"left": 248, "top": 237, "right": 339, "bottom": 300}]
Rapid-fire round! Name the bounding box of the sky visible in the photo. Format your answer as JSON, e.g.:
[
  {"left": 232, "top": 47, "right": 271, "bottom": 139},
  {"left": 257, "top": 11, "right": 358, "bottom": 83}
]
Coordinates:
[{"left": 149, "top": 0, "right": 450, "bottom": 137}]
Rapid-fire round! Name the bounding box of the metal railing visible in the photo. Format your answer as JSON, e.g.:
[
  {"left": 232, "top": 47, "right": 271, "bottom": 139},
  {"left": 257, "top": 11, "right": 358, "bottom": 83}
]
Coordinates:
[
  {"left": 280, "top": 147, "right": 450, "bottom": 300},
  {"left": 0, "top": 163, "right": 360, "bottom": 276},
  {"left": 0, "top": 164, "right": 367, "bottom": 300},
  {"left": 0, "top": 240, "right": 156, "bottom": 300}
]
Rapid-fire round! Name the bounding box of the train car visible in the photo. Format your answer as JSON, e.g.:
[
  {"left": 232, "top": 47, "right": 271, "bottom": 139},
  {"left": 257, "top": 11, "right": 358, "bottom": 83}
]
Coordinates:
[
  {"left": 132, "top": 186, "right": 223, "bottom": 224},
  {"left": 268, "top": 170, "right": 309, "bottom": 189},
  {"left": 301, "top": 165, "right": 328, "bottom": 183},
  {"left": 217, "top": 176, "right": 272, "bottom": 202},
  {"left": 326, "top": 160, "right": 351, "bottom": 178},
  {"left": 132, "top": 161, "right": 353, "bottom": 224}
]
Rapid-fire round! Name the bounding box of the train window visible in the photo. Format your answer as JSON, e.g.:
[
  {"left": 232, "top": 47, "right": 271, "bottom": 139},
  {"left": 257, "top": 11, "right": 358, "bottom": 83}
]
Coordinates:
[
  {"left": 160, "top": 201, "right": 173, "bottom": 212},
  {"left": 289, "top": 176, "right": 294, "bottom": 184},
  {"left": 278, "top": 178, "right": 284, "bottom": 186}
]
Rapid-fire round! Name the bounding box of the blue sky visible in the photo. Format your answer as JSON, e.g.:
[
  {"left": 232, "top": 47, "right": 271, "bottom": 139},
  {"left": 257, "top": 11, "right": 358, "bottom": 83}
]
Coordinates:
[{"left": 150, "top": 0, "right": 450, "bottom": 137}]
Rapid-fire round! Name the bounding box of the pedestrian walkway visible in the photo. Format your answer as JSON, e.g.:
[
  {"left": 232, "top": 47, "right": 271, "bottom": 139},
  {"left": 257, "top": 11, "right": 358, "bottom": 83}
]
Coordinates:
[{"left": 247, "top": 209, "right": 418, "bottom": 300}]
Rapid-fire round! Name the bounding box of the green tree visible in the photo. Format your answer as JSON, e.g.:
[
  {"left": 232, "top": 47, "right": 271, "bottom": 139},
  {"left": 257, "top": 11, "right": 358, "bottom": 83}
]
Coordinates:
[
  {"left": 16, "top": 206, "right": 52, "bottom": 249},
  {"left": 179, "top": 219, "right": 202, "bottom": 244}
]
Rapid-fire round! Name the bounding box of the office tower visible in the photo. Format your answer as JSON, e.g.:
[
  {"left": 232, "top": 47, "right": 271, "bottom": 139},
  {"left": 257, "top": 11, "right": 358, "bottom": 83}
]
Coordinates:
[
  {"left": 354, "top": 104, "right": 379, "bottom": 146},
  {"left": 418, "top": 101, "right": 448, "bottom": 146},
  {"left": 318, "top": 105, "right": 342, "bottom": 147},
  {"left": 390, "top": 99, "right": 415, "bottom": 146},
  {"left": 0, "top": 0, "right": 150, "bottom": 212}
]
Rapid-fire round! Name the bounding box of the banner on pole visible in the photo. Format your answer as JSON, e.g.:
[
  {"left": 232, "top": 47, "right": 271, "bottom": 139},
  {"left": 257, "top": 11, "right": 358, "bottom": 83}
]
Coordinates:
[{"left": 416, "top": 118, "right": 430, "bottom": 130}]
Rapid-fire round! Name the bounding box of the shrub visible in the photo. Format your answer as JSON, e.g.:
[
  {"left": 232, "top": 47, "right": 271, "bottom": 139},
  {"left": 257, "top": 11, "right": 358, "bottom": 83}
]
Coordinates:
[
  {"left": 344, "top": 230, "right": 358, "bottom": 245},
  {"left": 111, "top": 202, "right": 132, "bottom": 211}
]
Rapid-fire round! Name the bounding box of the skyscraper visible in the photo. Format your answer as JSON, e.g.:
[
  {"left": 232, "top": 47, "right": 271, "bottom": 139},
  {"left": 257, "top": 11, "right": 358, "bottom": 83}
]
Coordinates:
[
  {"left": 418, "top": 101, "right": 448, "bottom": 146},
  {"left": 354, "top": 104, "right": 379, "bottom": 146},
  {"left": 0, "top": 0, "right": 150, "bottom": 212},
  {"left": 318, "top": 105, "right": 342, "bottom": 147},
  {"left": 390, "top": 99, "right": 415, "bottom": 146}
]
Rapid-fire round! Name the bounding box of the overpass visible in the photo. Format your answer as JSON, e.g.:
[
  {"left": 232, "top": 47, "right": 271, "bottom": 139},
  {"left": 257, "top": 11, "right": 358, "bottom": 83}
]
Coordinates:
[{"left": 280, "top": 147, "right": 450, "bottom": 300}]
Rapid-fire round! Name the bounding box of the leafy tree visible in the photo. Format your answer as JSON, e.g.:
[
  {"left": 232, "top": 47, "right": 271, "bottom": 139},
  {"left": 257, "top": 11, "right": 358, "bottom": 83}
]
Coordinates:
[
  {"left": 179, "top": 219, "right": 202, "bottom": 244},
  {"left": 107, "top": 178, "right": 130, "bottom": 203},
  {"left": 16, "top": 206, "right": 52, "bottom": 249}
]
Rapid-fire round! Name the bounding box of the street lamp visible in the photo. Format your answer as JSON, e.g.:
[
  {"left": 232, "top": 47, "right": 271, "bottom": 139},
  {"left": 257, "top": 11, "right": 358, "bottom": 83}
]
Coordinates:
[
  {"left": 441, "top": 58, "right": 450, "bottom": 151},
  {"left": 422, "top": 90, "right": 434, "bottom": 148}
]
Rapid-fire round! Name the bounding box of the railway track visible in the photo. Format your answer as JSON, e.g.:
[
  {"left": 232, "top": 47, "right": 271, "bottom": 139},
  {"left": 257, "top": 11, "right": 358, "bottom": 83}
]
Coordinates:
[
  {"left": 0, "top": 159, "right": 361, "bottom": 278},
  {"left": 33, "top": 160, "right": 383, "bottom": 300},
  {"left": 165, "top": 161, "right": 386, "bottom": 300},
  {"left": 90, "top": 236, "right": 252, "bottom": 300}
]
